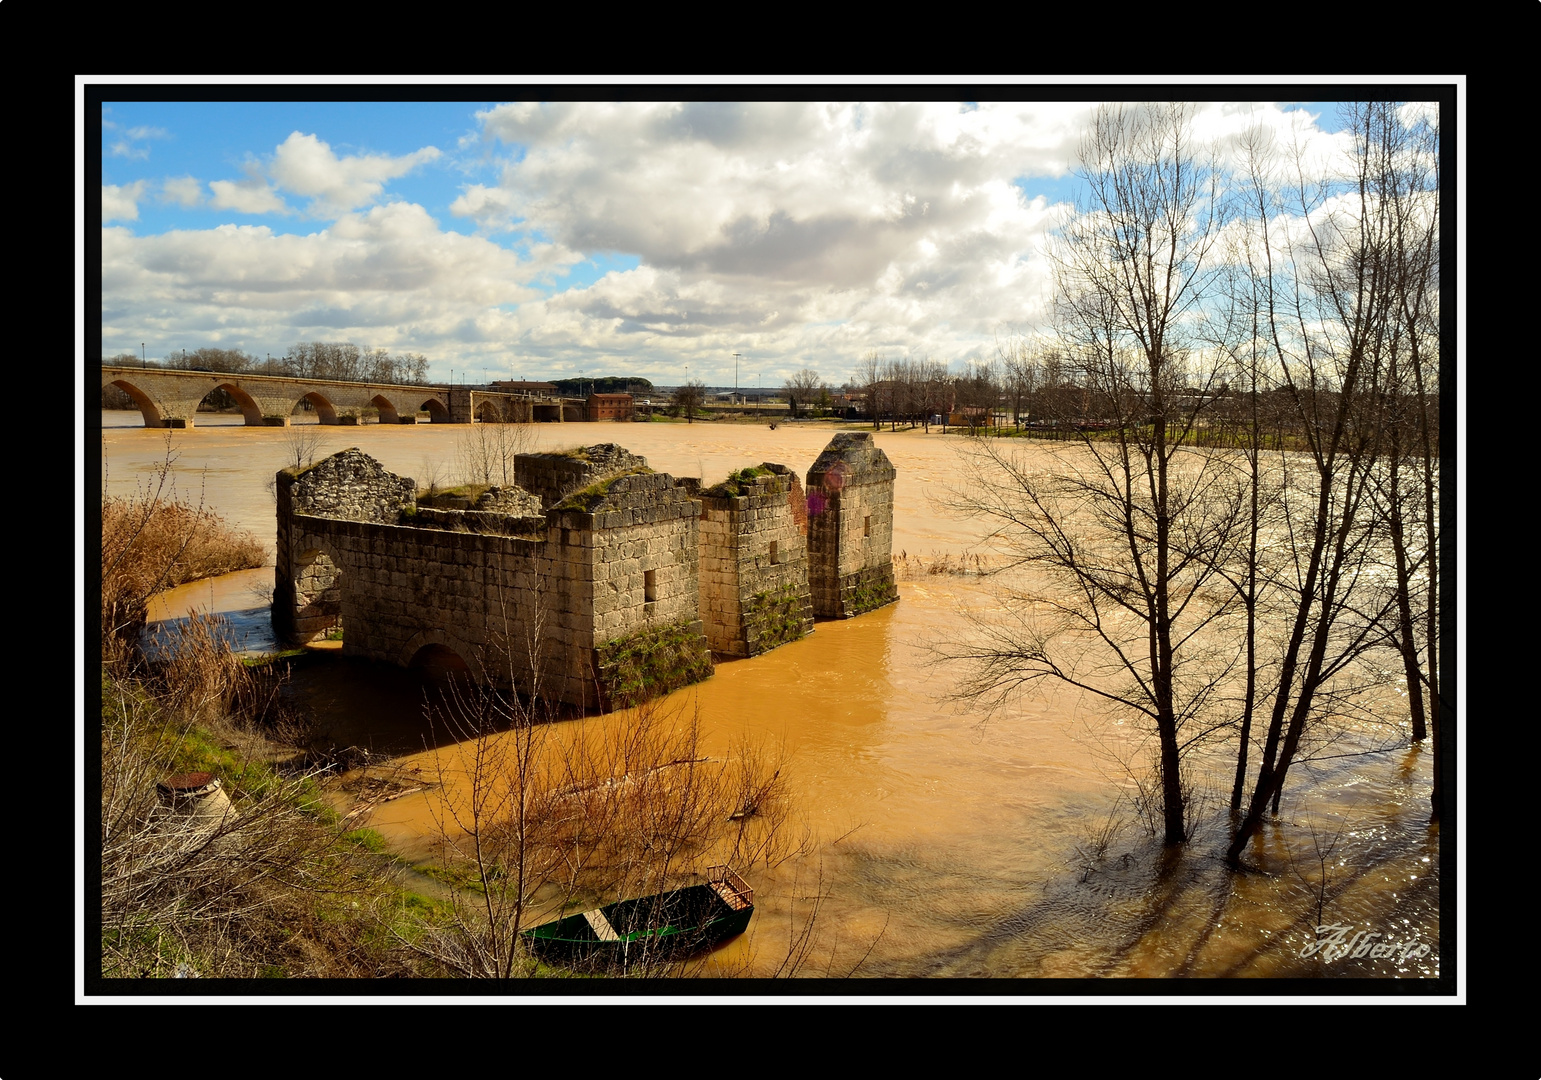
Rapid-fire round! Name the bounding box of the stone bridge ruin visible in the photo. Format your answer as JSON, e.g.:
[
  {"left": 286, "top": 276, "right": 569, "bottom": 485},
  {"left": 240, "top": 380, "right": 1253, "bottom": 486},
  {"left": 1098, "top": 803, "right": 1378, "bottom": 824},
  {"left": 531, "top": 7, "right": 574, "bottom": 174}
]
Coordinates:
[{"left": 273, "top": 432, "right": 897, "bottom": 711}]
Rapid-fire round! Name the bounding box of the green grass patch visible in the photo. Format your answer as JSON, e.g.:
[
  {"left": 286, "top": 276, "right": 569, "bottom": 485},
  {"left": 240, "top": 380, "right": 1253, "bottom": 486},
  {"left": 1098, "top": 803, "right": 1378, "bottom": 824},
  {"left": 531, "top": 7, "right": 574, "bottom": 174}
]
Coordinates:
[
  {"left": 704, "top": 466, "right": 771, "bottom": 499},
  {"left": 344, "top": 828, "right": 390, "bottom": 855},
  {"left": 595, "top": 619, "right": 714, "bottom": 707},
  {"left": 554, "top": 466, "right": 654, "bottom": 512}
]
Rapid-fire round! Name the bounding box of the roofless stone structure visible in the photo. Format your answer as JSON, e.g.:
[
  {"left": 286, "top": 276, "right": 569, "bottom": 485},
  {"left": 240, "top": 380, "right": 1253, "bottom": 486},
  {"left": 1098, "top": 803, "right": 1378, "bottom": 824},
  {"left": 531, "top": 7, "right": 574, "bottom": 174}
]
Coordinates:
[{"left": 273, "top": 434, "right": 897, "bottom": 710}]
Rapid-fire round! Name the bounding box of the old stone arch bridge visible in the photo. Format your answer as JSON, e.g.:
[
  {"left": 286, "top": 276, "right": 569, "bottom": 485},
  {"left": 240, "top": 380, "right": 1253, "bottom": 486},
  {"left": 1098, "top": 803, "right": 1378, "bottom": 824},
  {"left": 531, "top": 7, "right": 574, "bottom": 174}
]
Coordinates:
[{"left": 100, "top": 365, "right": 580, "bottom": 428}]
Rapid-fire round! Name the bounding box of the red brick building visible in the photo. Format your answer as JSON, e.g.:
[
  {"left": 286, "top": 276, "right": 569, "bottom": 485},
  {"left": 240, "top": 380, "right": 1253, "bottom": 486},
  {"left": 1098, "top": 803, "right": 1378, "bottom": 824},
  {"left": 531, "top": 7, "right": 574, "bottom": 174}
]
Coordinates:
[{"left": 586, "top": 392, "right": 634, "bottom": 421}]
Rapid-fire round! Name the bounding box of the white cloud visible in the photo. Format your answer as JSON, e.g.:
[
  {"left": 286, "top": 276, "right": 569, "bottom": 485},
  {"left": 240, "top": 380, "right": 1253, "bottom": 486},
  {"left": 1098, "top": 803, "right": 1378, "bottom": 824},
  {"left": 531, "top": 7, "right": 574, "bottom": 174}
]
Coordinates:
[
  {"left": 446, "top": 101, "right": 1081, "bottom": 377},
  {"left": 102, "top": 202, "right": 551, "bottom": 367},
  {"left": 161, "top": 176, "right": 204, "bottom": 208},
  {"left": 102, "top": 181, "right": 146, "bottom": 222},
  {"left": 269, "top": 131, "right": 442, "bottom": 216},
  {"left": 108, "top": 124, "right": 171, "bottom": 160},
  {"left": 100, "top": 100, "right": 1364, "bottom": 386},
  {"left": 209, "top": 164, "right": 289, "bottom": 215}
]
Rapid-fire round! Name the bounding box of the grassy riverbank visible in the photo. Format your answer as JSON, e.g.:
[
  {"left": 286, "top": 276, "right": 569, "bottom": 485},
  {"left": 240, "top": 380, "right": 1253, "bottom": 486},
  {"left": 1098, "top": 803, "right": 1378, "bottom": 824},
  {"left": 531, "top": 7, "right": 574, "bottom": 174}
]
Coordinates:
[{"left": 97, "top": 446, "right": 447, "bottom": 979}]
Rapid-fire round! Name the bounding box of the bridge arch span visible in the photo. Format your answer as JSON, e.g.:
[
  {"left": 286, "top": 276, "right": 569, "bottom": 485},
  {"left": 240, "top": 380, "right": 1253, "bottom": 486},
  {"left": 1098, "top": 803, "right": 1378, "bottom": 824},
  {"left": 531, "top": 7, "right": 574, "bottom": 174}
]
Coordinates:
[
  {"left": 420, "top": 396, "right": 450, "bottom": 423},
  {"left": 105, "top": 378, "right": 166, "bottom": 427},
  {"left": 369, "top": 394, "right": 404, "bottom": 424},
  {"left": 299, "top": 391, "right": 340, "bottom": 424},
  {"left": 207, "top": 381, "right": 264, "bottom": 425}
]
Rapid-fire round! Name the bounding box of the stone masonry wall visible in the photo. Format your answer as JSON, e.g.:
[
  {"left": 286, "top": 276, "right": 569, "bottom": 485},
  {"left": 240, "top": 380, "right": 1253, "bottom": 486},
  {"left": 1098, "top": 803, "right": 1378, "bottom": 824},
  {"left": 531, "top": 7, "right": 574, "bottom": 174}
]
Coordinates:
[
  {"left": 805, "top": 432, "right": 898, "bottom": 618},
  {"left": 276, "top": 446, "right": 711, "bottom": 710},
  {"left": 275, "top": 434, "right": 895, "bottom": 711},
  {"left": 698, "top": 465, "right": 814, "bottom": 657},
  {"left": 515, "top": 444, "right": 650, "bottom": 510}
]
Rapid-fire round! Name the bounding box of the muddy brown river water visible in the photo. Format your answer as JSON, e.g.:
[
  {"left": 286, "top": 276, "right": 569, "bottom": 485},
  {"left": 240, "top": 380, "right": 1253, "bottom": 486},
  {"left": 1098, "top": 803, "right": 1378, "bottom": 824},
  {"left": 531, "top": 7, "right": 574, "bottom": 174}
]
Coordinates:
[{"left": 102, "top": 409, "right": 1447, "bottom": 985}]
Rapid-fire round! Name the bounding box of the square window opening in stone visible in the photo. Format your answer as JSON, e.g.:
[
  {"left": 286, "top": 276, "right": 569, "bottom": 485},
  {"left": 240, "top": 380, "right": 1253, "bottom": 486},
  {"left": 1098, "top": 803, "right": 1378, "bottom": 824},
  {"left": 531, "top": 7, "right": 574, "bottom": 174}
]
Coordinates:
[
  {"left": 864, "top": 515, "right": 871, "bottom": 537},
  {"left": 644, "top": 568, "right": 657, "bottom": 603},
  {"left": 770, "top": 540, "right": 779, "bottom": 565}
]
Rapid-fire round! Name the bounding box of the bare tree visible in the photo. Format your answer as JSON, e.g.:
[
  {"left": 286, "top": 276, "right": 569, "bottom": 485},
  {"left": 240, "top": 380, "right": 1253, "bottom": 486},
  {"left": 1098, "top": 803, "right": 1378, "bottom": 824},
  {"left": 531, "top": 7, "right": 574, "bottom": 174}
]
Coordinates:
[
  {"left": 456, "top": 417, "right": 537, "bottom": 488},
  {"left": 855, "top": 351, "right": 883, "bottom": 429},
  {"left": 940, "top": 103, "right": 1234, "bottom": 847},
  {"left": 671, "top": 379, "right": 707, "bottom": 423},
  {"left": 1223, "top": 101, "right": 1437, "bottom": 863},
  {"left": 782, "top": 368, "right": 822, "bottom": 420},
  {"left": 280, "top": 422, "right": 327, "bottom": 472}
]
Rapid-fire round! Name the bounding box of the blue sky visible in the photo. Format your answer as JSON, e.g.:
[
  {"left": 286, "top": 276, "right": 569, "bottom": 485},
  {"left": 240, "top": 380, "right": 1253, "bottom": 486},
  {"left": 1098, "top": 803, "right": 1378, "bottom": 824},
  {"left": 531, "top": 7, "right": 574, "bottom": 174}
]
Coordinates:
[{"left": 91, "top": 89, "right": 1443, "bottom": 388}]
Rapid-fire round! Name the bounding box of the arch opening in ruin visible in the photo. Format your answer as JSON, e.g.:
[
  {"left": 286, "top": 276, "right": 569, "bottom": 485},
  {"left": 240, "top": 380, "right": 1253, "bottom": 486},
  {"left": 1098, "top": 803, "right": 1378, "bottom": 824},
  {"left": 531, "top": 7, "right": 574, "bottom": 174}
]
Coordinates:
[
  {"left": 475, "top": 399, "right": 503, "bottom": 423},
  {"left": 420, "top": 397, "right": 450, "bottom": 423},
  {"left": 291, "top": 547, "right": 344, "bottom": 643}
]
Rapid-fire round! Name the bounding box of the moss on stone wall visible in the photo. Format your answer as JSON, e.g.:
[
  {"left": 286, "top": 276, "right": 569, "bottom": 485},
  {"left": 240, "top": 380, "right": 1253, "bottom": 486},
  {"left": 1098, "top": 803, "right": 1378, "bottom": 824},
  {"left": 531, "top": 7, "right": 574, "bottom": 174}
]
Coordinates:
[
  {"left": 554, "top": 466, "right": 655, "bottom": 512},
  {"left": 703, "top": 466, "right": 771, "bottom": 499},
  {"left": 743, "top": 583, "right": 808, "bottom": 652},
  {"left": 594, "top": 618, "right": 713, "bottom": 708},
  {"left": 846, "top": 566, "right": 898, "bottom": 616}
]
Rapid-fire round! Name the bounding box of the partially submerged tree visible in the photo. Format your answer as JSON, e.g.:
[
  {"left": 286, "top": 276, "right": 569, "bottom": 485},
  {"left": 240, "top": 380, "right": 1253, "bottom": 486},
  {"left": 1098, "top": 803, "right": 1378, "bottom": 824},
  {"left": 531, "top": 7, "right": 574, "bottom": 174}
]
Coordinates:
[
  {"left": 1223, "top": 101, "right": 1442, "bottom": 863},
  {"left": 942, "top": 103, "right": 1236, "bottom": 846}
]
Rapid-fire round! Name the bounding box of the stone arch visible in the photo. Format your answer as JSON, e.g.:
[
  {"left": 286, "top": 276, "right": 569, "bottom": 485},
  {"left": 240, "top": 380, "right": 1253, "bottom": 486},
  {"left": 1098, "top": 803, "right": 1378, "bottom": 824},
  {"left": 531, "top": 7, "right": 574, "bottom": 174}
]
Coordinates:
[
  {"left": 400, "top": 629, "right": 487, "bottom": 683},
  {"left": 290, "top": 543, "right": 346, "bottom": 643},
  {"left": 420, "top": 396, "right": 450, "bottom": 423},
  {"left": 203, "top": 381, "right": 264, "bottom": 425},
  {"left": 297, "top": 391, "right": 340, "bottom": 424},
  {"left": 369, "top": 394, "right": 402, "bottom": 424},
  {"left": 106, "top": 378, "right": 165, "bottom": 428},
  {"left": 475, "top": 399, "right": 503, "bottom": 423}
]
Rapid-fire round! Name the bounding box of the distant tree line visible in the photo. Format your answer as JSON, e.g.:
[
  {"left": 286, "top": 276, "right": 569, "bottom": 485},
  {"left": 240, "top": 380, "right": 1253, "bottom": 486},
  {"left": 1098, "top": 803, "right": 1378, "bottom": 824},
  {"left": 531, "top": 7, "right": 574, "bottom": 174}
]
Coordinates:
[{"left": 549, "top": 376, "right": 654, "bottom": 396}]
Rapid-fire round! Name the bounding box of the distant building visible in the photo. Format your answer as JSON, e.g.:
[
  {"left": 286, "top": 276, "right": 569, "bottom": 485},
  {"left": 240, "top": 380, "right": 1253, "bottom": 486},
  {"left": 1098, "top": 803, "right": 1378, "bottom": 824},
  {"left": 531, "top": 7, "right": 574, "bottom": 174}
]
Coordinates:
[
  {"left": 586, "top": 392, "right": 634, "bottom": 421},
  {"left": 491, "top": 380, "right": 558, "bottom": 396}
]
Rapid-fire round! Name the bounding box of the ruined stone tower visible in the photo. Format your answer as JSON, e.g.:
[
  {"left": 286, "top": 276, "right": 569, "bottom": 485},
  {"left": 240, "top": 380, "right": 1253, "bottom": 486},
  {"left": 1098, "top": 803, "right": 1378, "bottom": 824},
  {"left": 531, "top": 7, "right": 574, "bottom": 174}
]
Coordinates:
[
  {"left": 697, "top": 464, "right": 815, "bottom": 658},
  {"left": 805, "top": 432, "right": 898, "bottom": 619},
  {"left": 272, "top": 432, "right": 896, "bottom": 712}
]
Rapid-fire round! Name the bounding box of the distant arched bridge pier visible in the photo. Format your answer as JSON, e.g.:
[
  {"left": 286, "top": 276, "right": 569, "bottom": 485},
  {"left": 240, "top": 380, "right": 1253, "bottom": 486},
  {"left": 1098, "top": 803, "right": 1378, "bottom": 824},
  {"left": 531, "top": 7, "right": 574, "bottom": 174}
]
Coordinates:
[{"left": 99, "top": 366, "right": 582, "bottom": 428}]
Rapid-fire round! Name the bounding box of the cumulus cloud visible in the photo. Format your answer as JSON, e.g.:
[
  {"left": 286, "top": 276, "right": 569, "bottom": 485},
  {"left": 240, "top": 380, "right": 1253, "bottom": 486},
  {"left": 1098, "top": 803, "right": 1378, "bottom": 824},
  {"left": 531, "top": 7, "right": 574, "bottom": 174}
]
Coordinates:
[
  {"left": 269, "top": 131, "right": 442, "bottom": 216},
  {"left": 209, "top": 164, "right": 289, "bottom": 215},
  {"left": 161, "top": 175, "right": 204, "bottom": 207},
  {"left": 446, "top": 101, "right": 1086, "bottom": 375},
  {"left": 101, "top": 100, "right": 1364, "bottom": 385},
  {"left": 108, "top": 124, "right": 171, "bottom": 160},
  {"left": 102, "top": 181, "right": 146, "bottom": 222},
  {"left": 102, "top": 202, "right": 551, "bottom": 366}
]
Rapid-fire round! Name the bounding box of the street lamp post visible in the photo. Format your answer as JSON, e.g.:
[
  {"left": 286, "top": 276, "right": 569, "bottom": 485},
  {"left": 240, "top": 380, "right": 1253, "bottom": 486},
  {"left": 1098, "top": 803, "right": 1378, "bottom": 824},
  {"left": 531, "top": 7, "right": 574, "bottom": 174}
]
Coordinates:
[{"left": 733, "top": 352, "right": 741, "bottom": 407}]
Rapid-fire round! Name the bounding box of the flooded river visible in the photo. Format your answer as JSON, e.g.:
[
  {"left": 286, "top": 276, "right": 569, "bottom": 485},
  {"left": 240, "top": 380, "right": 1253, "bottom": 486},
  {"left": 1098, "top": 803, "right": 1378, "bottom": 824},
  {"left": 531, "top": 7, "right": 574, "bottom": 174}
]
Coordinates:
[{"left": 102, "top": 410, "right": 1446, "bottom": 986}]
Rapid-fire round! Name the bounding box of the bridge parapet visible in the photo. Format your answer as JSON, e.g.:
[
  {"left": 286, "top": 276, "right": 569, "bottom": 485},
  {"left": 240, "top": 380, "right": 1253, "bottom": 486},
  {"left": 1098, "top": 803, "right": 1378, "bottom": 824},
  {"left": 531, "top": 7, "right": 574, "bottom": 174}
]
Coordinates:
[{"left": 100, "top": 366, "right": 567, "bottom": 428}]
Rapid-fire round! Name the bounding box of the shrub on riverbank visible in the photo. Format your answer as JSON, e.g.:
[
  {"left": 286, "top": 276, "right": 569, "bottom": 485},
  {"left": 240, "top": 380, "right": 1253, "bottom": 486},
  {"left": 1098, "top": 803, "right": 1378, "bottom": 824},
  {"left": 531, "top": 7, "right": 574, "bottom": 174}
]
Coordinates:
[
  {"left": 98, "top": 615, "right": 436, "bottom": 980},
  {"left": 101, "top": 480, "right": 266, "bottom": 667}
]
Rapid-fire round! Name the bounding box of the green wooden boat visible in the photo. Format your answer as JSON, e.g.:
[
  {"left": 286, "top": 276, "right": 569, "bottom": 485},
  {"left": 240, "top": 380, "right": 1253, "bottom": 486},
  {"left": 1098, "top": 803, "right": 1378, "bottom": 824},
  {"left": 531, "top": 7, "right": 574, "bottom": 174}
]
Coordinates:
[{"left": 521, "top": 865, "right": 754, "bottom": 970}]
